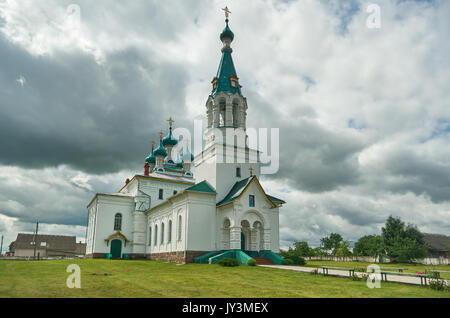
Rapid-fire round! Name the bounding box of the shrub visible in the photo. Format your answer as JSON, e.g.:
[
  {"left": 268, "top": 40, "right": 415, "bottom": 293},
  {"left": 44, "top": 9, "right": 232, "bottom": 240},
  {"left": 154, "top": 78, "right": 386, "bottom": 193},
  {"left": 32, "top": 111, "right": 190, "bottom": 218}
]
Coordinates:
[
  {"left": 290, "top": 255, "right": 306, "bottom": 266},
  {"left": 283, "top": 259, "right": 294, "bottom": 265},
  {"left": 428, "top": 272, "right": 449, "bottom": 292},
  {"left": 247, "top": 259, "right": 257, "bottom": 266},
  {"left": 218, "top": 258, "right": 239, "bottom": 267}
]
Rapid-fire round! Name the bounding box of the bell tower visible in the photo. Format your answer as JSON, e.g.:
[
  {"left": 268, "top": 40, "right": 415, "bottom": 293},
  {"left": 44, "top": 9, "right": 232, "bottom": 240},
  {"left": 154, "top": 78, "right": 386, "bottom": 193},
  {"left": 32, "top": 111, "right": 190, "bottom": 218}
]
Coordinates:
[{"left": 195, "top": 9, "right": 260, "bottom": 202}]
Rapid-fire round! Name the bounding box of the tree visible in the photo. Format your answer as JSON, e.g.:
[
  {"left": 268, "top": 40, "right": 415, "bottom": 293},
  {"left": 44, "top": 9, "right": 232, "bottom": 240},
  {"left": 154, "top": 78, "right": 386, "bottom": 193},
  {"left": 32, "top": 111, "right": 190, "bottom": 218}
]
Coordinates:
[
  {"left": 320, "top": 233, "right": 343, "bottom": 255},
  {"left": 381, "top": 215, "right": 428, "bottom": 263},
  {"left": 353, "top": 235, "right": 384, "bottom": 258},
  {"left": 293, "top": 241, "right": 314, "bottom": 257},
  {"left": 335, "top": 241, "right": 353, "bottom": 257},
  {"left": 280, "top": 241, "right": 313, "bottom": 259}
]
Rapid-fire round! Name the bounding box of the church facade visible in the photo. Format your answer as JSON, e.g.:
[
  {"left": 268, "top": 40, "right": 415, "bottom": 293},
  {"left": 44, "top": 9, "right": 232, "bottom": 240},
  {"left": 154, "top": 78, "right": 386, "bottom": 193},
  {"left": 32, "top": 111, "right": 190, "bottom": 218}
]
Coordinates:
[{"left": 85, "top": 16, "right": 285, "bottom": 264}]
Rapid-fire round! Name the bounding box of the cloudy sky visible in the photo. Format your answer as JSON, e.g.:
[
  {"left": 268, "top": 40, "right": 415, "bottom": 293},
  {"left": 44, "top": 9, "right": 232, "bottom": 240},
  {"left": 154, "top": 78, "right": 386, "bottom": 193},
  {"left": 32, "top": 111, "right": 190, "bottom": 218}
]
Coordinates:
[{"left": 0, "top": 0, "right": 449, "bottom": 252}]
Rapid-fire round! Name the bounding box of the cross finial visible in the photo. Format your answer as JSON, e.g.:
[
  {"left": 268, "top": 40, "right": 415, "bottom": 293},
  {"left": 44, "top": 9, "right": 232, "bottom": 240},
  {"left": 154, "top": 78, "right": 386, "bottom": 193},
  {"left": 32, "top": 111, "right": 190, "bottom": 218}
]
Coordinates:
[
  {"left": 152, "top": 140, "right": 155, "bottom": 149},
  {"left": 167, "top": 117, "right": 175, "bottom": 128},
  {"left": 159, "top": 131, "right": 164, "bottom": 140},
  {"left": 222, "top": 6, "right": 231, "bottom": 19},
  {"left": 249, "top": 167, "right": 254, "bottom": 176}
]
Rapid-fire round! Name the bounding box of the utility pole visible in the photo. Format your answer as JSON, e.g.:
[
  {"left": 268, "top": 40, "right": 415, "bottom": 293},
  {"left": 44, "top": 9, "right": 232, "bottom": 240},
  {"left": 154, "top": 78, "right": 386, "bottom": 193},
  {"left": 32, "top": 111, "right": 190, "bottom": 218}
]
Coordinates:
[
  {"left": 0, "top": 235, "right": 3, "bottom": 257},
  {"left": 33, "top": 221, "right": 39, "bottom": 260}
]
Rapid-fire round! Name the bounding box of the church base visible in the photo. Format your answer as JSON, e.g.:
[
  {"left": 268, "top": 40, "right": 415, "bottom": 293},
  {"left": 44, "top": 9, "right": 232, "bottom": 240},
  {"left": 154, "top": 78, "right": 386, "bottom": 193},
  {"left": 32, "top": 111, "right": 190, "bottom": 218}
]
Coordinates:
[
  {"left": 85, "top": 253, "right": 107, "bottom": 259},
  {"left": 147, "top": 251, "right": 210, "bottom": 264}
]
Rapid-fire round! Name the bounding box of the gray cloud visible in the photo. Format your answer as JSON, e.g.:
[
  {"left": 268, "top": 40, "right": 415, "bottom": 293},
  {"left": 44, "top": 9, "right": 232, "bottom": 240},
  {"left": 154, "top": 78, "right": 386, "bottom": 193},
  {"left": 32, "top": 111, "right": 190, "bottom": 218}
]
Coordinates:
[{"left": 0, "top": 32, "right": 189, "bottom": 174}]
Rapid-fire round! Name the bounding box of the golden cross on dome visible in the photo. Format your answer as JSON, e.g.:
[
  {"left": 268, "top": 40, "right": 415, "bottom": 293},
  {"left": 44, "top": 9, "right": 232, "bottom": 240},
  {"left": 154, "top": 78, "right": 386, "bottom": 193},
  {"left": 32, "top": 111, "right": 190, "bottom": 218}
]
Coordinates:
[
  {"left": 152, "top": 140, "right": 155, "bottom": 148},
  {"left": 249, "top": 167, "right": 254, "bottom": 176},
  {"left": 222, "top": 6, "right": 231, "bottom": 19},
  {"left": 159, "top": 131, "right": 164, "bottom": 140},
  {"left": 167, "top": 117, "right": 175, "bottom": 128}
]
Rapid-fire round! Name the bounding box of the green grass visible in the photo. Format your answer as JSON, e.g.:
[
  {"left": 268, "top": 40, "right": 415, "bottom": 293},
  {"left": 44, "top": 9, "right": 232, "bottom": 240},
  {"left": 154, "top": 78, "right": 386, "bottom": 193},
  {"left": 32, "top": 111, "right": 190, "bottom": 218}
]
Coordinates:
[
  {"left": 303, "top": 260, "right": 450, "bottom": 279},
  {"left": 0, "top": 259, "right": 449, "bottom": 298}
]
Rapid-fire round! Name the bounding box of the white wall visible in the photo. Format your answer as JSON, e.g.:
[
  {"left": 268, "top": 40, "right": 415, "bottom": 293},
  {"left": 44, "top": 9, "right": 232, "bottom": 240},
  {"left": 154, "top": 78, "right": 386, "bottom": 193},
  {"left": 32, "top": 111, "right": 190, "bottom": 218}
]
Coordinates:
[
  {"left": 90, "top": 195, "right": 134, "bottom": 256},
  {"left": 195, "top": 144, "right": 260, "bottom": 202},
  {"left": 186, "top": 192, "right": 217, "bottom": 251}
]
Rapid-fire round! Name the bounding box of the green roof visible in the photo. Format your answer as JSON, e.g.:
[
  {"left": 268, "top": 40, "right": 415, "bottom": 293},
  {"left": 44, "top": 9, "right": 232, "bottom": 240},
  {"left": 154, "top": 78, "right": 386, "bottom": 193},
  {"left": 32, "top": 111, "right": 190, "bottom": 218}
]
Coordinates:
[
  {"left": 217, "top": 176, "right": 253, "bottom": 206},
  {"left": 217, "top": 176, "right": 286, "bottom": 207},
  {"left": 267, "top": 194, "right": 286, "bottom": 204},
  {"left": 186, "top": 181, "right": 216, "bottom": 194}
]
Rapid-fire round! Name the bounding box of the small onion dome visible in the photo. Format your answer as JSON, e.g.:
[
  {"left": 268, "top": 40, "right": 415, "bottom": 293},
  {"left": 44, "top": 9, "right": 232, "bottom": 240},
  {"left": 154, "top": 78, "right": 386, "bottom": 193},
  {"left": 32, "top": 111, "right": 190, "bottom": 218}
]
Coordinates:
[
  {"left": 182, "top": 148, "right": 194, "bottom": 162},
  {"left": 176, "top": 159, "right": 184, "bottom": 168},
  {"left": 145, "top": 153, "right": 155, "bottom": 164},
  {"left": 220, "top": 19, "right": 234, "bottom": 42},
  {"left": 153, "top": 140, "right": 167, "bottom": 157},
  {"left": 145, "top": 143, "right": 156, "bottom": 164},
  {"left": 162, "top": 127, "right": 178, "bottom": 147}
]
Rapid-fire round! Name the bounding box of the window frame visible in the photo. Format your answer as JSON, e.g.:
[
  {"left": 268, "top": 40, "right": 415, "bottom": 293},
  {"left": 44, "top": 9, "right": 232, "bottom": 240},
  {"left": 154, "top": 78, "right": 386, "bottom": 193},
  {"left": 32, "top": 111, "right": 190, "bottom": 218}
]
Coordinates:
[
  {"left": 114, "top": 213, "right": 122, "bottom": 231},
  {"left": 249, "top": 195, "right": 255, "bottom": 207}
]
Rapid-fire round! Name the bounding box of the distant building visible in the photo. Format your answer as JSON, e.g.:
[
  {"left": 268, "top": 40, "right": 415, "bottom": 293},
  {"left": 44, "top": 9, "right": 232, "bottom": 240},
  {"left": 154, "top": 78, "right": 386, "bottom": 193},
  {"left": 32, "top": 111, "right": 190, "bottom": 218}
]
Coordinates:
[
  {"left": 422, "top": 233, "right": 450, "bottom": 258},
  {"left": 10, "top": 233, "right": 86, "bottom": 258}
]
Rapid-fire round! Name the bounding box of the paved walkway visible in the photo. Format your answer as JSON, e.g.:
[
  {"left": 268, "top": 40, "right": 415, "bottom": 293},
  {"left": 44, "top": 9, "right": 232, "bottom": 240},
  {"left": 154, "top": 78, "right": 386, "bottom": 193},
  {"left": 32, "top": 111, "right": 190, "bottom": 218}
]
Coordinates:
[{"left": 260, "top": 265, "right": 450, "bottom": 286}]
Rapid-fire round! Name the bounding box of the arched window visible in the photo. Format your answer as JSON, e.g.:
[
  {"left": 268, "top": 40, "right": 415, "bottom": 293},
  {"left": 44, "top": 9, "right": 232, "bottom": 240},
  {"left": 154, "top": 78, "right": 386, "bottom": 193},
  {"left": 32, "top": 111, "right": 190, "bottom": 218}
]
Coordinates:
[
  {"left": 154, "top": 225, "right": 158, "bottom": 246},
  {"left": 168, "top": 220, "right": 172, "bottom": 243},
  {"left": 148, "top": 227, "right": 152, "bottom": 246},
  {"left": 178, "top": 215, "right": 182, "bottom": 241},
  {"left": 161, "top": 222, "right": 165, "bottom": 245},
  {"left": 114, "top": 213, "right": 122, "bottom": 231}
]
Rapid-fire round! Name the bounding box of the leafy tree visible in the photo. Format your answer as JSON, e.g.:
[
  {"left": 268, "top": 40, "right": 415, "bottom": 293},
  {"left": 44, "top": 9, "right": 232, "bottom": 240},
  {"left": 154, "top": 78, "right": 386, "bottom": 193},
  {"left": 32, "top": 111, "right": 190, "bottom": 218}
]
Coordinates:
[
  {"left": 293, "top": 241, "right": 314, "bottom": 257},
  {"left": 381, "top": 216, "right": 428, "bottom": 263},
  {"left": 354, "top": 235, "right": 384, "bottom": 258},
  {"left": 311, "top": 246, "right": 327, "bottom": 256},
  {"left": 320, "top": 233, "right": 343, "bottom": 255},
  {"left": 335, "top": 241, "right": 353, "bottom": 257},
  {"left": 280, "top": 241, "right": 314, "bottom": 260}
]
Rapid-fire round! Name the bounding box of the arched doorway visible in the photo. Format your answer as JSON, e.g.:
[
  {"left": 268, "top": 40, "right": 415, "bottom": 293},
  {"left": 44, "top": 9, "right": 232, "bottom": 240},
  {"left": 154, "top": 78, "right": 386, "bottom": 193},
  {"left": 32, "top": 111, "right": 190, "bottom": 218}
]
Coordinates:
[{"left": 110, "top": 239, "right": 122, "bottom": 258}]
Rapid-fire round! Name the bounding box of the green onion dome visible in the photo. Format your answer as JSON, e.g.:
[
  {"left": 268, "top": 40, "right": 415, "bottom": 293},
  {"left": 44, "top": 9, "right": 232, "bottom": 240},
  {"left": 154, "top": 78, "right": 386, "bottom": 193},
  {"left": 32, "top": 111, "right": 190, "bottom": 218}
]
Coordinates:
[
  {"left": 153, "top": 139, "right": 167, "bottom": 157},
  {"left": 162, "top": 127, "right": 178, "bottom": 147},
  {"left": 145, "top": 153, "right": 155, "bottom": 164},
  {"left": 145, "top": 143, "right": 156, "bottom": 164},
  {"left": 220, "top": 19, "right": 234, "bottom": 42},
  {"left": 176, "top": 159, "right": 184, "bottom": 168}
]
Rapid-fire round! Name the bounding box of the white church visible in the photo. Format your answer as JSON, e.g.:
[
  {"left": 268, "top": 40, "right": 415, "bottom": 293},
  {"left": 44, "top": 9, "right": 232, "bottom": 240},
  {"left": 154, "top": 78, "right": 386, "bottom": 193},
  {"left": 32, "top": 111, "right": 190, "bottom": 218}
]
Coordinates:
[{"left": 85, "top": 13, "right": 286, "bottom": 264}]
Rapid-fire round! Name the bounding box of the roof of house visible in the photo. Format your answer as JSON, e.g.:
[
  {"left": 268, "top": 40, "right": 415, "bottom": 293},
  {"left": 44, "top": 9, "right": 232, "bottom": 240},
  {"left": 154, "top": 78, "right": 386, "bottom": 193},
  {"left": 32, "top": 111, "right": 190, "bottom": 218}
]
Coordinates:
[
  {"left": 422, "top": 233, "right": 450, "bottom": 252},
  {"left": 13, "top": 233, "right": 77, "bottom": 251},
  {"left": 216, "top": 176, "right": 285, "bottom": 207},
  {"left": 186, "top": 180, "right": 216, "bottom": 194}
]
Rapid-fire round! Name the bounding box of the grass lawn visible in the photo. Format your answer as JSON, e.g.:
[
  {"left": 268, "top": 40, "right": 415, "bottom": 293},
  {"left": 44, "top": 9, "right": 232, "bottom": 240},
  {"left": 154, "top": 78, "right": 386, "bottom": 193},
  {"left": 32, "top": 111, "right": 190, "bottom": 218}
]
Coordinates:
[
  {"left": 0, "top": 259, "right": 449, "bottom": 298},
  {"left": 303, "top": 260, "right": 450, "bottom": 279}
]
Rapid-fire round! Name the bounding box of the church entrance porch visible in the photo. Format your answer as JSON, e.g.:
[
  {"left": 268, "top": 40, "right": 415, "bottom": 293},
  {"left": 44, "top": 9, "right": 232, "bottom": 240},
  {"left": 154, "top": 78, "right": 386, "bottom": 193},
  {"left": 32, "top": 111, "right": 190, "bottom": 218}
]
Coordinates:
[
  {"left": 222, "top": 213, "right": 270, "bottom": 252},
  {"left": 110, "top": 239, "right": 122, "bottom": 258}
]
